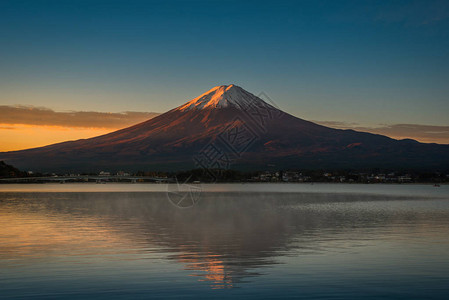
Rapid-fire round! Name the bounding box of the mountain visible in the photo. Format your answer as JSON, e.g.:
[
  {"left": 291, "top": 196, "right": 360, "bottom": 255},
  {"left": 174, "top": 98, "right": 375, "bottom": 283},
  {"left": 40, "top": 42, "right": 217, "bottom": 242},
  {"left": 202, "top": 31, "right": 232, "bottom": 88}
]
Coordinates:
[
  {"left": 0, "top": 161, "right": 25, "bottom": 178},
  {"left": 1, "top": 84, "right": 449, "bottom": 172}
]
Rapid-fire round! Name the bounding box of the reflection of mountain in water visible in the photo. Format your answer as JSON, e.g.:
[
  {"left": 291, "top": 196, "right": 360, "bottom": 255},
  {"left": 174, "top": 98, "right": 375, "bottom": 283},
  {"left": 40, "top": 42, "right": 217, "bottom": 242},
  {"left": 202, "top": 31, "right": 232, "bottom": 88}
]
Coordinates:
[{"left": 1, "top": 192, "right": 445, "bottom": 289}]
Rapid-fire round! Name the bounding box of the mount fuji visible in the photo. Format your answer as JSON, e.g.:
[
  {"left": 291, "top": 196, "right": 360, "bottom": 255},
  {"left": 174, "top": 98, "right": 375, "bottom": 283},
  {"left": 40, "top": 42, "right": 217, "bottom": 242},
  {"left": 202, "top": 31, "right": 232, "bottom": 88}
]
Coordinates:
[{"left": 1, "top": 84, "right": 448, "bottom": 172}]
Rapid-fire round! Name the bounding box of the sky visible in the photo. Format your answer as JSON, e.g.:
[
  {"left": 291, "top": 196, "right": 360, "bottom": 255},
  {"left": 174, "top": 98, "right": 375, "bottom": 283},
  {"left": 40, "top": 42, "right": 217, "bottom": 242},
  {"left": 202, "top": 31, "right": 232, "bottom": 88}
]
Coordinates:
[{"left": 1, "top": 0, "right": 448, "bottom": 151}]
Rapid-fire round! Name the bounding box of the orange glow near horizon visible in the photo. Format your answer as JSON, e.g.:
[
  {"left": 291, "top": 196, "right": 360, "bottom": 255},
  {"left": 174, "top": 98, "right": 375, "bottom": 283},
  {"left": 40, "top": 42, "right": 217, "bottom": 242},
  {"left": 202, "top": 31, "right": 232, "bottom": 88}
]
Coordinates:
[
  {"left": 0, "top": 124, "right": 114, "bottom": 152},
  {"left": 1, "top": 122, "right": 448, "bottom": 153}
]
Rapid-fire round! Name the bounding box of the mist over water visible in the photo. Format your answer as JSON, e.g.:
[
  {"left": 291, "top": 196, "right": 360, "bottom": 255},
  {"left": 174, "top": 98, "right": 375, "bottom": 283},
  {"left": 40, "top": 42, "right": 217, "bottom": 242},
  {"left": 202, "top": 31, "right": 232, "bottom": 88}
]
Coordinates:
[{"left": 1, "top": 184, "right": 449, "bottom": 299}]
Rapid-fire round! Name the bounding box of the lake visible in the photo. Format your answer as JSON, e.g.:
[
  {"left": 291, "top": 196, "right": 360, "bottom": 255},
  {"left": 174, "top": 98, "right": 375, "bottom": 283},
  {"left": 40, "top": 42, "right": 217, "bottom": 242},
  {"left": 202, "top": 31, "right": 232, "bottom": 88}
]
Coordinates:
[{"left": 1, "top": 183, "right": 448, "bottom": 299}]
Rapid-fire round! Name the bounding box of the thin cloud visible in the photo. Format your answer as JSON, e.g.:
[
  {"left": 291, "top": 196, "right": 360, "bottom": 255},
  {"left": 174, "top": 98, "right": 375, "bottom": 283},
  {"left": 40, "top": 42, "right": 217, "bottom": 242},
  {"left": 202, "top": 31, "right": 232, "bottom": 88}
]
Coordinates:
[
  {"left": 316, "top": 121, "right": 359, "bottom": 127},
  {"left": 315, "top": 120, "right": 449, "bottom": 144},
  {"left": 1, "top": 105, "right": 160, "bottom": 129}
]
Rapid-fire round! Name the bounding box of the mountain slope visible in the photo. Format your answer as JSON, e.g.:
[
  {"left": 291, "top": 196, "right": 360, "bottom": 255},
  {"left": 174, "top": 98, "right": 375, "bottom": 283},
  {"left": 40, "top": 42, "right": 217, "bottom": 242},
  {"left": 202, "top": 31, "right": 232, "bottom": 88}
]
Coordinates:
[{"left": 1, "top": 84, "right": 448, "bottom": 172}]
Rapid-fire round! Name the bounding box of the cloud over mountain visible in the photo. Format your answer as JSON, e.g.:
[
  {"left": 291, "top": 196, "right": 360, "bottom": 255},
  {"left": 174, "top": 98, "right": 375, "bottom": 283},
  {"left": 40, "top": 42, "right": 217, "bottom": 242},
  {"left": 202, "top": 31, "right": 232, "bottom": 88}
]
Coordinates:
[{"left": 1, "top": 104, "right": 447, "bottom": 145}]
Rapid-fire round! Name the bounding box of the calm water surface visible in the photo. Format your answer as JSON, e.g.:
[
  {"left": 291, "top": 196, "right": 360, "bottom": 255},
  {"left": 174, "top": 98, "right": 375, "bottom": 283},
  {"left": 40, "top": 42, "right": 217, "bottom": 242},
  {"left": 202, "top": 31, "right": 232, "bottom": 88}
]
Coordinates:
[{"left": 1, "top": 183, "right": 448, "bottom": 299}]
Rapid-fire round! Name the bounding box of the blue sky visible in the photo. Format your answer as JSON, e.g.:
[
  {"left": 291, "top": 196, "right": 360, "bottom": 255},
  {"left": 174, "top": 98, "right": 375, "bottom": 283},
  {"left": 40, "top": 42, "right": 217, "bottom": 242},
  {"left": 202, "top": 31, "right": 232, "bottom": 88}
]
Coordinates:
[{"left": 1, "top": 0, "right": 448, "bottom": 127}]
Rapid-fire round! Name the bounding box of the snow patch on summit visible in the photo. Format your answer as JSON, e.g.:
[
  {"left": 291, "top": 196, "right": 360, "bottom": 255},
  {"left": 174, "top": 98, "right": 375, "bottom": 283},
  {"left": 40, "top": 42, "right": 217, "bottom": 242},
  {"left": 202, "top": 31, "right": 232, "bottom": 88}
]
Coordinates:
[{"left": 177, "top": 84, "right": 271, "bottom": 111}]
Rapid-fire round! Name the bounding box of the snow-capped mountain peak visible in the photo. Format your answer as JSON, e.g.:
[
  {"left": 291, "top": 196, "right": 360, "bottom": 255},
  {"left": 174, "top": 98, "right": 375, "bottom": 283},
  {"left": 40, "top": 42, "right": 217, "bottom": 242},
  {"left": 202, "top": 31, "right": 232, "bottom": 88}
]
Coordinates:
[{"left": 177, "top": 84, "right": 270, "bottom": 111}]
